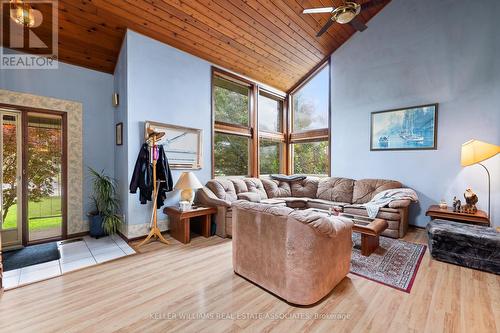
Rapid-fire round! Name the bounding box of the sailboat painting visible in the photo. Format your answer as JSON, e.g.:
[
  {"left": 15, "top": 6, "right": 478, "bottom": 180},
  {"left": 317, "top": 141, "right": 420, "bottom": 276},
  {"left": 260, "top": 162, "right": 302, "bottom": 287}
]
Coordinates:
[{"left": 370, "top": 104, "right": 438, "bottom": 151}]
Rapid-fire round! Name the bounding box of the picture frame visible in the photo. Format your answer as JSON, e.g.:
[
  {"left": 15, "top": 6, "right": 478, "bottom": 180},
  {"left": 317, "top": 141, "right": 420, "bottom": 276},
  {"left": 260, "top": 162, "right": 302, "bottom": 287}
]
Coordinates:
[
  {"left": 145, "top": 121, "right": 203, "bottom": 170},
  {"left": 370, "top": 104, "right": 438, "bottom": 151},
  {"left": 115, "top": 122, "right": 123, "bottom": 146}
]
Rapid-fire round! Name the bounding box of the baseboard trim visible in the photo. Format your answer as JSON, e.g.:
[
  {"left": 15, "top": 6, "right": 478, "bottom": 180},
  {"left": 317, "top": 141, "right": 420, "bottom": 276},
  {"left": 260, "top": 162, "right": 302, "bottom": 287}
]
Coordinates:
[
  {"left": 118, "top": 230, "right": 170, "bottom": 243},
  {"left": 67, "top": 231, "right": 89, "bottom": 239}
]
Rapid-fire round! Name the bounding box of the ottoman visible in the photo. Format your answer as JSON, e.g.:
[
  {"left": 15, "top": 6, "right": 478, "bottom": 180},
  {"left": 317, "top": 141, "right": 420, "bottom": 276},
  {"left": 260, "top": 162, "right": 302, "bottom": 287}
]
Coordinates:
[{"left": 426, "top": 219, "right": 500, "bottom": 274}]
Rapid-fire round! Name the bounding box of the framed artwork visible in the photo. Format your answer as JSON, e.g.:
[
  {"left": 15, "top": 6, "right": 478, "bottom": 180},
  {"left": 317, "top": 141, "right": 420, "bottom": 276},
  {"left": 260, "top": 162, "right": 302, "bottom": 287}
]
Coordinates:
[
  {"left": 370, "top": 104, "right": 438, "bottom": 151},
  {"left": 115, "top": 122, "right": 123, "bottom": 146},
  {"left": 145, "top": 121, "right": 203, "bottom": 169}
]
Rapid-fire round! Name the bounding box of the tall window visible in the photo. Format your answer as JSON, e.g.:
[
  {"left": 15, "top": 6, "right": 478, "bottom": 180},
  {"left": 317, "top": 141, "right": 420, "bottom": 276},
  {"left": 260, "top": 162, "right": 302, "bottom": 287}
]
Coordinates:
[
  {"left": 212, "top": 63, "right": 330, "bottom": 178},
  {"left": 290, "top": 63, "right": 330, "bottom": 175},
  {"left": 258, "top": 91, "right": 285, "bottom": 175},
  {"left": 213, "top": 74, "right": 254, "bottom": 177}
]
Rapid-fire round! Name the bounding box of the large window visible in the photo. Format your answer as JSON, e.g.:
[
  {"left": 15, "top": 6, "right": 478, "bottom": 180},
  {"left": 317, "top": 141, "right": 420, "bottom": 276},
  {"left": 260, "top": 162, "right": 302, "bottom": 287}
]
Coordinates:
[
  {"left": 212, "top": 63, "right": 330, "bottom": 178},
  {"left": 258, "top": 91, "right": 285, "bottom": 175},
  {"left": 213, "top": 72, "right": 254, "bottom": 177},
  {"left": 290, "top": 63, "right": 330, "bottom": 175}
]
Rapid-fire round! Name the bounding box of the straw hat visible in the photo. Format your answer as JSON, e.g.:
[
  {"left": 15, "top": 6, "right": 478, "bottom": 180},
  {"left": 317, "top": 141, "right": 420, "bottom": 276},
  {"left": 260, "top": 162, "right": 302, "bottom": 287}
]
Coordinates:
[{"left": 146, "top": 127, "right": 165, "bottom": 141}]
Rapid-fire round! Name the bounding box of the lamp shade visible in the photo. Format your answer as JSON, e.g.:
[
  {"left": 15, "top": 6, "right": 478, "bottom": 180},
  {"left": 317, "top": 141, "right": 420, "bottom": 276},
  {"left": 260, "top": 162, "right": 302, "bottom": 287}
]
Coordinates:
[
  {"left": 175, "top": 172, "right": 203, "bottom": 190},
  {"left": 461, "top": 140, "right": 500, "bottom": 166}
]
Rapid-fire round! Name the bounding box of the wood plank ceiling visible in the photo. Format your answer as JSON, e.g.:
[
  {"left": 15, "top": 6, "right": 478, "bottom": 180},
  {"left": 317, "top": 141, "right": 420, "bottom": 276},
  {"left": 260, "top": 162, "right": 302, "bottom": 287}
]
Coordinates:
[{"left": 4, "top": 0, "right": 390, "bottom": 91}]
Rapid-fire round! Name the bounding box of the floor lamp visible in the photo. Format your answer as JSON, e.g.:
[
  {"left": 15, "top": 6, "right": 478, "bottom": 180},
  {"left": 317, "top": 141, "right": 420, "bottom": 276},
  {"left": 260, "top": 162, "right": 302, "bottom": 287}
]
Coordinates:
[{"left": 461, "top": 139, "right": 500, "bottom": 218}]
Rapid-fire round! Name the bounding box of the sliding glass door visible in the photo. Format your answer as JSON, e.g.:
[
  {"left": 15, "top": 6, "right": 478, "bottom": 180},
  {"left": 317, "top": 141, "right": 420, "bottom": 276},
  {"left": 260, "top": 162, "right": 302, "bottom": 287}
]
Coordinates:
[
  {"left": 0, "top": 108, "right": 66, "bottom": 250},
  {"left": 27, "top": 113, "right": 64, "bottom": 242},
  {"left": 0, "top": 111, "right": 23, "bottom": 248}
]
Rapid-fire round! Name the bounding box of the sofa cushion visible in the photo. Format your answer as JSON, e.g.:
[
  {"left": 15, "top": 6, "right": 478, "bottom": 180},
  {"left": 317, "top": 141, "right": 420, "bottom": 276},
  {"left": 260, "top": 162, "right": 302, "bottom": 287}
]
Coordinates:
[
  {"left": 244, "top": 178, "right": 268, "bottom": 200},
  {"left": 237, "top": 192, "right": 261, "bottom": 202},
  {"left": 290, "top": 177, "right": 319, "bottom": 198},
  {"left": 316, "top": 177, "right": 355, "bottom": 203},
  {"left": 352, "top": 179, "right": 402, "bottom": 204},
  {"left": 206, "top": 179, "right": 238, "bottom": 202},
  {"left": 230, "top": 178, "right": 249, "bottom": 194},
  {"left": 261, "top": 179, "right": 291, "bottom": 198}
]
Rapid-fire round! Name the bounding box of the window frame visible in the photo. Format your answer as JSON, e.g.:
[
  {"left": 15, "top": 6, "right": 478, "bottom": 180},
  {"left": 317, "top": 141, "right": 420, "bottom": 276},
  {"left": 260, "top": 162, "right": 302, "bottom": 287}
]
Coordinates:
[
  {"left": 257, "top": 89, "right": 286, "bottom": 175},
  {"left": 211, "top": 60, "right": 331, "bottom": 178},
  {"left": 211, "top": 68, "right": 257, "bottom": 178},
  {"left": 288, "top": 60, "right": 331, "bottom": 176}
]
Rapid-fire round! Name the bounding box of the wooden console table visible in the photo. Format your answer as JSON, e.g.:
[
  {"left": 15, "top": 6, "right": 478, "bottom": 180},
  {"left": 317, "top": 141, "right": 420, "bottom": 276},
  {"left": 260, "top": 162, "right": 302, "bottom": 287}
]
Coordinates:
[
  {"left": 426, "top": 205, "right": 490, "bottom": 227},
  {"left": 164, "top": 206, "right": 217, "bottom": 244}
]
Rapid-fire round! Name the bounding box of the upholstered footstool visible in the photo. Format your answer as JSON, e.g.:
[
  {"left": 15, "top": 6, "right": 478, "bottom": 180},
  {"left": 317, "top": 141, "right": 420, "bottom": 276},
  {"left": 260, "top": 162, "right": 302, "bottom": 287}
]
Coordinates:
[{"left": 426, "top": 219, "right": 500, "bottom": 274}]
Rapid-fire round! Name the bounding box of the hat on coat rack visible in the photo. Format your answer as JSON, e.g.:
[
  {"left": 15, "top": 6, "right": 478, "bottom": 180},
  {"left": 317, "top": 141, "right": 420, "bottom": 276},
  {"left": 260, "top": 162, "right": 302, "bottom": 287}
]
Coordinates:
[{"left": 146, "top": 126, "right": 165, "bottom": 141}]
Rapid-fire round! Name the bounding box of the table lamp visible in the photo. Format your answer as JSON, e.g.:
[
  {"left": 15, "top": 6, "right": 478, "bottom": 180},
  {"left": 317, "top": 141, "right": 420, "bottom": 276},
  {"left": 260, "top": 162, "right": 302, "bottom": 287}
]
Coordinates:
[
  {"left": 175, "top": 172, "right": 203, "bottom": 204},
  {"left": 461, "top": 139, "right": 500, "bottom": 218}
]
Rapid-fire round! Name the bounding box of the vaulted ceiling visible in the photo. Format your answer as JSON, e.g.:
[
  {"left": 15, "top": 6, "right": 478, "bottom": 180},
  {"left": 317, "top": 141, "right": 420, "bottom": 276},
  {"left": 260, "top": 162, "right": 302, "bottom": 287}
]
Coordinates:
[{"left": 4, "top": 0, "right": 391, "bottom": 91}]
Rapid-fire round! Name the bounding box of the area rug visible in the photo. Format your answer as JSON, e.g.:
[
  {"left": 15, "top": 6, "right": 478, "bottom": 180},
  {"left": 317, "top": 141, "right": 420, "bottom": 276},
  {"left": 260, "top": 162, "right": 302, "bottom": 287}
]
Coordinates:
[
  {"left": 350, "top": 233, "right": 426, "bottom": 293},
  {"left": 2, "top": 242, "right": 60, "bottom": 271}
]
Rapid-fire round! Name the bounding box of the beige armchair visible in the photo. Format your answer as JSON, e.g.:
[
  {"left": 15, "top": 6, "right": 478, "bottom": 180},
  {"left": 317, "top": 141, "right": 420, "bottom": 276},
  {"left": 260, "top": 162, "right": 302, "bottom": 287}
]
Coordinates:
[{"left": 232, "top": 201, "right": 353, "bottom": 305}]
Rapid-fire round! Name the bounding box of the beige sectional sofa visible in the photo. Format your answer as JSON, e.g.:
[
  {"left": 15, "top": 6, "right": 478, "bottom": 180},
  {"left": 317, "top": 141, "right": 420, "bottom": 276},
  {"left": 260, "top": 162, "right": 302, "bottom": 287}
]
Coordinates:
[{"left": 195, "top": 176, "right": 413, "bottom": 239}]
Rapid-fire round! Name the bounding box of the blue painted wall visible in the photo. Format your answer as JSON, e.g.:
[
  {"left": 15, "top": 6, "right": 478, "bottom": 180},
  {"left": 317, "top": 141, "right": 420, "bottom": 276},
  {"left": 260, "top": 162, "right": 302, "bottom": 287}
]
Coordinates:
[
  {"left": 113, "top": 35, "right": 129, "bottom": 223},
  {"left": 124, "top": 30, "right": 213, "bottom": 227},
  {"left": 0, "top": 50, "right": 116, "bottom": 228},
  {"left": 330, "top": 0, "right": 500, "bottom": 227}
]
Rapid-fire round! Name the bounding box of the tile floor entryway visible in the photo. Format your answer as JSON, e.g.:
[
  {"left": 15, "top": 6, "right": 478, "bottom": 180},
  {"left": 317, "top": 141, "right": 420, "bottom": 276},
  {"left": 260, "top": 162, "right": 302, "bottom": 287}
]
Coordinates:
[{"left": 3, "top": 234, "right": 135, "bottom": 289}]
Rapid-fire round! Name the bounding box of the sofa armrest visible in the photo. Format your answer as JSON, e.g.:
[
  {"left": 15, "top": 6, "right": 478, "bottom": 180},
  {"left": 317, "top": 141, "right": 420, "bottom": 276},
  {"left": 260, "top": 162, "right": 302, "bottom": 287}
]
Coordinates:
[
  {"left": 195, "top": 187, "right": 232, "bottom": 207},
  {"left": 388, "top": 199, "right": 411, "bottom": 209}
]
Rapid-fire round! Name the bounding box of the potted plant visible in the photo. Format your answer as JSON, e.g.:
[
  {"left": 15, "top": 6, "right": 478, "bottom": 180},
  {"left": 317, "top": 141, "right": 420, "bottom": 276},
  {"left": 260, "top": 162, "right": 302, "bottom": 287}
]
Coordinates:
[{"left": 88, "top": 168, "right": 122, "bottom": 238}]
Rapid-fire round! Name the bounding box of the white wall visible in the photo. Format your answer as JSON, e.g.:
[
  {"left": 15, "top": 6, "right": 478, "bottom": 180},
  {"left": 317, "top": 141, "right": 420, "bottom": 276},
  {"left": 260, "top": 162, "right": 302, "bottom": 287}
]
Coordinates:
[{"left": 330, "top": 0, "right": 500, "bottom": 227}]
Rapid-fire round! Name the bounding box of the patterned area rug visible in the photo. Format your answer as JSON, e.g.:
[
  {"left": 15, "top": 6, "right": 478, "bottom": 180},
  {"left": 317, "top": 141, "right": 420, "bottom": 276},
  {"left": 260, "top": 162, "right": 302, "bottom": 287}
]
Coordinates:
[{"left": 350, "top": 233, "right": 426, "bottom": 293}]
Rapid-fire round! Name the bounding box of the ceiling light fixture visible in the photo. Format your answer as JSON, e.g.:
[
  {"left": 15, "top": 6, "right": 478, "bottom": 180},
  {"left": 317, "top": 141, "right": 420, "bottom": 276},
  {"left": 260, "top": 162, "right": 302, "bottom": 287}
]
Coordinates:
[
  {"left": 332, "top": 2, "right": 361, "bottom": 24},
  {"left": 10, "top": 0, "right": 36, "bottom": 28}
]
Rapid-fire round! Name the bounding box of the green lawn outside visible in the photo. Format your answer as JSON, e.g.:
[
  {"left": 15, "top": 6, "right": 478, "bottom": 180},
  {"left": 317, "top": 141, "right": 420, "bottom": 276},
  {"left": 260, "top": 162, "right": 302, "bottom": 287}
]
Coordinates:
[{"left": 2, "top": 196, "right": 62, "bottom": 231}]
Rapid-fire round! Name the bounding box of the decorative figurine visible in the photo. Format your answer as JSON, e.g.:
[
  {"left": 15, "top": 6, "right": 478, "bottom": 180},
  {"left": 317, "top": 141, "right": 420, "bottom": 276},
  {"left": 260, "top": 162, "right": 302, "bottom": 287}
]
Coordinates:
[
  {"left": 463, "top": 188, "right": 478, "bottom": 214},
  {"left": 452, "top": 196, "right": 461, "bottom": 212}
]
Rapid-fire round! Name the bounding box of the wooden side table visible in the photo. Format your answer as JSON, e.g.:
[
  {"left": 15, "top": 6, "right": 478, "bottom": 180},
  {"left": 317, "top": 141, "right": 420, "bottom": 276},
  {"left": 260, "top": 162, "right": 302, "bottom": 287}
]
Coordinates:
[
  {"left": 340, "top": 212, "right": 388, "bottom": 256},
  {"left": 426, "top": 205, "right": 490, "bottom": 226},
  {"left": 164, "top": 206, "right": 217, "bottom": 244}
]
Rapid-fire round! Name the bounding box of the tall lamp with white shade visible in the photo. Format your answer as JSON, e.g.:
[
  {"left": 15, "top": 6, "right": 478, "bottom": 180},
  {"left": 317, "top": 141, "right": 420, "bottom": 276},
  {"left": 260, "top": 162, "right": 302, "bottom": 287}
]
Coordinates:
[
  {"left": 175, "top": 172, "right": 203, "bottom": 205},
  {"left": 461, "top": 139, "right": 500, "bottom": 218}
]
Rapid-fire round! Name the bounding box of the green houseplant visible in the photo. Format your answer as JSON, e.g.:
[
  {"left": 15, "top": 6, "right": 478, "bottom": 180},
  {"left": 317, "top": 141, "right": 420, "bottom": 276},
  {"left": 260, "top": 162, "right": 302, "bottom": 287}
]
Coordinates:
[{"left": 88, "top": 168, "right": 122, "bottom": 237}]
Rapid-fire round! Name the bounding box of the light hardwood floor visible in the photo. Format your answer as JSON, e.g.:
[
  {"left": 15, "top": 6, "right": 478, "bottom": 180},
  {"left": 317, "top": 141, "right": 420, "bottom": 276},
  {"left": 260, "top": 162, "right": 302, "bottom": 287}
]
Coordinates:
[{"left": 0, "top": 228, "right": 498, "bottom": 333}]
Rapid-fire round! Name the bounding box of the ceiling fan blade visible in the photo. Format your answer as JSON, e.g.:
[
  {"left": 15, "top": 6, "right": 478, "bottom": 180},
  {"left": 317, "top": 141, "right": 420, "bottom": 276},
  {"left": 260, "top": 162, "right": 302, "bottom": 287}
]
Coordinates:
[
  {"left": 361, "top": 0, "right": 387, "bottom": 10},
  {"left": 316, "top": 19, "right": 334, "bottom": 37},
  {"left": 303, "top": 7, "right": 335, "bottom": 14},
  {"left": 349, "top": 17, "right": 367, "bottom": 32}
]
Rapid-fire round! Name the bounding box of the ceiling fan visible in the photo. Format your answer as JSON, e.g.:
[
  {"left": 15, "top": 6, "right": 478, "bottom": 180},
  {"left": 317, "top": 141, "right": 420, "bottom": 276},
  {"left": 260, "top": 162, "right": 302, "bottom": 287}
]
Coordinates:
[{"left": 303, "top": 0, "right": 387, "bottom": 37}]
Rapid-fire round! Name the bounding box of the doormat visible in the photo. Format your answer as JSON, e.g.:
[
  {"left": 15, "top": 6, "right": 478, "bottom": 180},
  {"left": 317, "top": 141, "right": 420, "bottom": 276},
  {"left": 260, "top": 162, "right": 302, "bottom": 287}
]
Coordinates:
[{"left": 3, "top": 241, "right": 60, "bottom": 271}]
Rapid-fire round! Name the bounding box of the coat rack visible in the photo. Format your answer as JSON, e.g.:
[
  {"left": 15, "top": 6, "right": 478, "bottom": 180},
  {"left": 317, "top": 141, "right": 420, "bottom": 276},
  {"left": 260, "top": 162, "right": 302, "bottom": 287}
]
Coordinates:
[{"left": 137, "top": 128, "right": 169, "bottom": 247}]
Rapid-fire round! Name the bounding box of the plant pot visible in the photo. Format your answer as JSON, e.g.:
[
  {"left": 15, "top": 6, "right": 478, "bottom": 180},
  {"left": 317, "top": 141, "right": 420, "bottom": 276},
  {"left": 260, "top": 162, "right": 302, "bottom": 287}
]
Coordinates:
[{"left": 88, "top": 214, "right": 106, "bottom": 238}]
